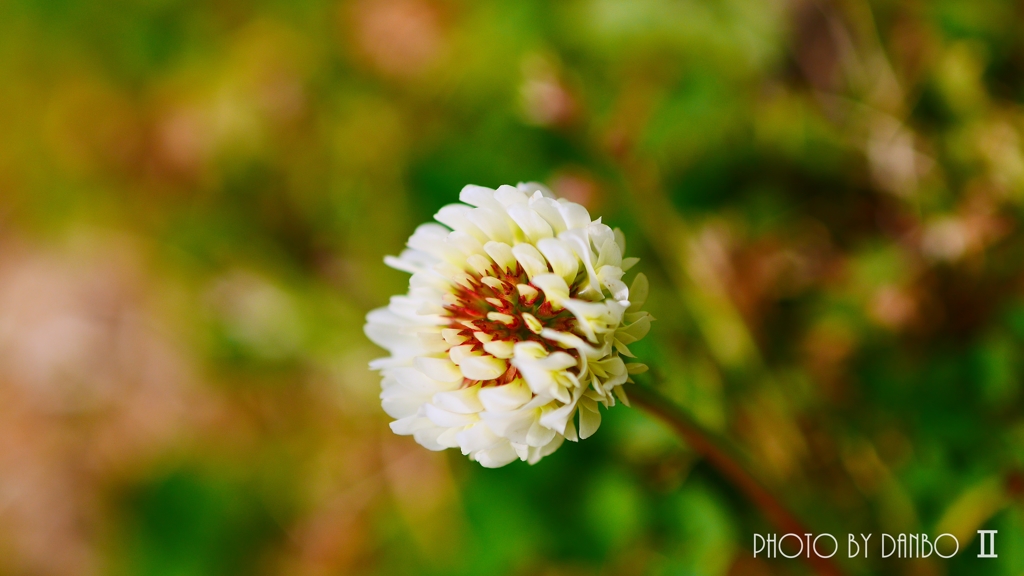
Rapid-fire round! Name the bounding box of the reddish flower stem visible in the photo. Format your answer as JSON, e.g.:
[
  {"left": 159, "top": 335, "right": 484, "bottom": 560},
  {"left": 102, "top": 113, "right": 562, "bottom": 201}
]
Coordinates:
[{"left": 630, "top": 383, "right": 846, "bottom": 576}]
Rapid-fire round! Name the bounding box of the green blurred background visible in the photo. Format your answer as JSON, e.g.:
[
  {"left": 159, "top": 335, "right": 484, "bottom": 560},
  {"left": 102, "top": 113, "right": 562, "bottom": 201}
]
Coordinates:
[{"left": 2, "top": 0, "right": 1024, "bottom": 574}]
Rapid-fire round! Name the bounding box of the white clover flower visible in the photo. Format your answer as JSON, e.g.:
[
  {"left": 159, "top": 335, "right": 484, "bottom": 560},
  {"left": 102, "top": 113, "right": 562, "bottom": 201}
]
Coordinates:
[{"left": 364, "top": 183, "right": 652, "bottom": 467}]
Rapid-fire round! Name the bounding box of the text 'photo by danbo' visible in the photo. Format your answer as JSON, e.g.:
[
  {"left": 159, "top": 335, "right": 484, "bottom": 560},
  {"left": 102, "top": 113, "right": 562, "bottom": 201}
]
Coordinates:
[{"left": 2, "top": 0, "right": 1024, "bottom": 575}]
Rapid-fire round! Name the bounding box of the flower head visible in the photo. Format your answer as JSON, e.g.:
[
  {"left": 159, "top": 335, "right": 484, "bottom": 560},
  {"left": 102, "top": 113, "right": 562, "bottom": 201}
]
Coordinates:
[{"left": 365, "top": 183, "right": 652, "bottom": 467}]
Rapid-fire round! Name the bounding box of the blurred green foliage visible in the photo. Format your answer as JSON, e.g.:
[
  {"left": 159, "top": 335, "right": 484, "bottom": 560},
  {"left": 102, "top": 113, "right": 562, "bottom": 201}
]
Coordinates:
[{"left": 1, "top": 0, "right": 1024, "bottom": 575}]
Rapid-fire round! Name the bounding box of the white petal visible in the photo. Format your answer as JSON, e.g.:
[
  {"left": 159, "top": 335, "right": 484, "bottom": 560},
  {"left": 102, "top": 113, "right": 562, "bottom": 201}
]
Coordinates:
[
  {"left": 364, "top": 307, "right": 427, "bottom": 356},
  {"left": 459, "top": 184, "right": 503, "bottom": 210},
  {"left": 517, "top": 181, "right": 554, "bottom": 198},
  {"left": 512, "top": 350, "right": 575, "bottom": 403},
  {"left": 477, "top": 379, "right": 532, "bottom": 412},
  {"left": 578, "top": 398, "right": 602, "bottom": 439},
  {"left": 424, "top": 403, "right": 478, "bottom": 427},
  {"left": 456, "top": 422, "right": 503, "bottom": 453},
  {"left": 480, "top": 276, "right": 507, "bottom": 291},
  {"left": 563, "top": 416, "right": 578, "bottom": 442},
  {"left": 539, "top": 395, "right": 579, "bottom": 435},
  {"left": 418, "top": 331, "right": 450, "bottom": 354},
  {"left": 480, "top": 409, "right": 535, "bottom": 443},
  {"left": 512, "top": 340, "right": 547, "bottom": 360},
  {"left": 536, "top": 238, "right": 579, "bottom": 284},
  {"left": 511, "top": 243, "right": 549, "bottom": 279},
  {"left": 561, "top": 298, "right": 615, "bottom": 342},
  {"left": 560, "top": 230, "right": 601, "bottom": 297},
  {"left": 613, "top": 228, "right": 627, "bottom": 254},
  {"left": 512, "top": 442, "right": 530, "bottom": 460},
  {"left": 473, "top": 441, "right": 519, "bottom": 468},
  {"left": 384, "top": 254, "right": 423, "bottom": 275},
  {"left": 412, "top": 426, "right": 447, "bottom": 451},
  {"left": 507, "top": 204, "right": 554, "bottom": 242},
  {"left": 522, "top": 312, "right": 543, "bottom": 334},
  {"left": 482, "top": 339, "right": 515, "bottom": 359},
  {"left": 448, "top": 344, "right": 475, "bottom": 365},
  {"left": 392, "top": 367, "right": 452, "bottom": 394},
  {"left": 466, "top": 253, "right": 494, "bottom": 275},
  {"left": 441, "top": 328, "right": 468, "bottom": 345},
  {"left": 599, "top": 268, "right": 628, "bottom": 303},
  {"left": 526, "top": 434, "right": 564, "bottom": 464},
  {"left": 436, "top": 427, "right": 461, "bottom": 448},
  {"left": 433, "top": 385, "right": 484, "bottom": 414},
  {"left": 493, "top": 184, "right": 530, "bottom": 206},
  {"left": 408, "top": 224, "right": 463, "bottom": 263},
  {"left": 486, "top": 312, "right": 516, "bottom": 325},
  {"left": 458, "top": 354, "right": 507, "bottom": 381},
  {"left": 381, "top": 387, "right": 424, "bottom": 418},
  {"left": 589, "top": 222, "right": 616, "bottom": 250},
  {"left": 414, "top": 357, "right": 463, "bottom": 383},
  {"left": 538, "top": 351, "right": 577, "bottom": 371},
  {"left": 526, "top": 420, "right": 556, "bottom": 447},
  {"left": 538, "top": 328, "right": 600, "bottom": 359},
  {"left": 467, "top": 207, "right": 514, "bottom": 244},
  {"left": 390, "top": 415, "right": 433, "bottom": 435},
  {"left": 595, "top": 236, "right": 622, "bottom": 269},
  {"left": 529, "top": 273, "right": 570, "bottom": 306},
  {"left": 390, "top": 247, "right": 439, "bottom": 272},
  {"left": 528, "top": 196, "right": 568, "bottom": 234},
  {"left": 483, "top": 241, "right": 517, "bottom": 272},
  {"left": 557, "top": 200, "right": 592, "bottom": 230},
  {"left": 448, "top": 230, "right": 486, "bottom": 257},
  {"left": 435, "top": 204, "right": 487, "bottom": 241},
  {"left": 516, "top": 283, "right": 540, "bottom": 303}
]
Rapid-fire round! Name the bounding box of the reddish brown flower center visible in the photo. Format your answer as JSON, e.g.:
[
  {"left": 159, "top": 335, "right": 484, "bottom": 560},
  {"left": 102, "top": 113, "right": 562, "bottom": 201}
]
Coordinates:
[{"left": 444, "top": 263, "right": 580, "bottom": 386}]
